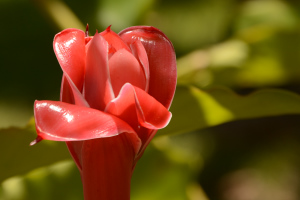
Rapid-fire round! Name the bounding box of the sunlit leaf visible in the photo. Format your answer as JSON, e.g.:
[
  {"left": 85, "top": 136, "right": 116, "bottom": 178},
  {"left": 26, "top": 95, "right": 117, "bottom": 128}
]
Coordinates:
[
  {"left": 160, "top": 85, "right": 300, "bottom": 135},
  {"left": 177, "top": 39, "right": 250, "bottom": 87}
]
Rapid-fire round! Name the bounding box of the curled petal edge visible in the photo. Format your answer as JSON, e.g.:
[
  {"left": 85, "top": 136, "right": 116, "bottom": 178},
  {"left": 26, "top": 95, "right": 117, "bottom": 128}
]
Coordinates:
[
  {"left": 105, "top": 83, "right": 172, "bottom": 130},
  {"left": 31, "top": 100, "right": 141, "bottom": 155},
  {"left": 62, "top": 73, "right": 90, "bottom": 107},
  {"left": 84, "top": 32, "right": 115, "bottom": 110},
  {"left": 53, "top": 28, "right": 86, "bottom": 93},
  {"left": 130, "top": 40, "right": 150, "bottom": 92},
  {"left": 119, "top": 26, "right": 177, "bottom": 110}
]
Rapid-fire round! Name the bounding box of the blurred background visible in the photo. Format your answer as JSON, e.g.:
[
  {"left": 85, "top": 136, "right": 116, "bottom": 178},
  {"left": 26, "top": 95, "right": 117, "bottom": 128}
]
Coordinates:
[{"left": 1, "top": 0, "right": 300, "bottom": 199}]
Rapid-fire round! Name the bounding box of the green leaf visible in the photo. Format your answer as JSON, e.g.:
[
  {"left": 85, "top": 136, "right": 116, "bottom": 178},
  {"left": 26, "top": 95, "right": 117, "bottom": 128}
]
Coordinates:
[
  {"left": 235, "top": 0, "right": 298, "bottom": 42},
  {"left": 1, "top": 160, "right": 82, "bottom": 200},
  {"left": 160, "top": 85, "right": 300, "bottom": 135},
  {"left": 0, "top": 119, "right": 70, "bottom": 183}
]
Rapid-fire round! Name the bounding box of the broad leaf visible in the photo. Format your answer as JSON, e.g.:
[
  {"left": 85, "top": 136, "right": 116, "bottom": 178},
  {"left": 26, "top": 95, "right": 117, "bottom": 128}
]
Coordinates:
[{"left": 160, "top": 85, "right": 300, "bottom": 135}]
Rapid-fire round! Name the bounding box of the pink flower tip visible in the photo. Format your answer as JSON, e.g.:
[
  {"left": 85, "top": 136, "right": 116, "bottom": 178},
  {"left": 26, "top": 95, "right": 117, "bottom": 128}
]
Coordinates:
[
  {"left": 106, "top": 25, "right": 112, "bottom": 32},
  {"left": 30, "top": 135, "right": 43, "bottom": 146},
  {"left": 85, "top": 24, "right": 89, "bottom": 37}
]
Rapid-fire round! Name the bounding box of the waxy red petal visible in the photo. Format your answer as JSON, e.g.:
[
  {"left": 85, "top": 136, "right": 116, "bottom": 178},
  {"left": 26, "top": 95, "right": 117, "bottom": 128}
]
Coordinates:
[
  {"left": 33, "top": 100, "right": 136, "bottom": 142},
  {"left": 54, "top": 29, "right": 86, "bottom": 93},
  {"left": 130, "top": 40, "right": 150, "bottom": 92},
  {"left": 105, "top": 83, "right": 171, "bottom": 138},
  {"left": 60, "top": 75, "right": 74, "bottom": 103},
  {"left": 67, "top": 120, "right": 142, "bottom": 172},
  {"left": 66, "top": 141, "right": 84, "bottom": 171},
  {"left": 100, "top": 26, "right": 131, "bottom": 54},
  {"left": 84, "top": 33, "right": 114, "bottom": 110},
  {"left": 134, "top": 86, "right": 172, "bottom": 129},
  {"left": 60, "top": 73, "right": 89, "bottom": 171},
  {"left": 119, "top": 26, "right": 177, "bottom": 109},
  {"left": 81, "top": 133, "right": 139, "bottom": 200},
  {"left": 63, "top": 73, "right": 90, "bottom": 107},
  {"left": 109, "top": 49, "right": 146, "bottom": 96}
]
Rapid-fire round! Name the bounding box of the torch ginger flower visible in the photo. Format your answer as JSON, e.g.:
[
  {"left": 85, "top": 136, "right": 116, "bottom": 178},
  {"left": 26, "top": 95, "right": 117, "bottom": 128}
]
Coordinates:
[{"left": 31, "top": 25, "right": 177, "bottom": 200}]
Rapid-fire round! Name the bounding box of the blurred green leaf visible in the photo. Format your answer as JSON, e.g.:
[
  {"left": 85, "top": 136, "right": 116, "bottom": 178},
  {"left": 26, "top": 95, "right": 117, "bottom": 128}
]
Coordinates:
[
  {"left": 0, "top": 144, "right": 205, "bottom": 200},
  {"left": 0, "top": 120, "right": 70, "bottom": 183},
  {"left": 0, "top": 160, "right": 82, "bottom": 200},
  {"left": 32, "top": 0, "right": 85, "bottom": 31},
  {"left": 146, "top": 0, "right": 237, "bottom": 55},
  {"left": 160, "top": 85, "right": 300, "bottom": 135},
  {"left": 132, "top": 145, "right": 203, "bottom": 200},
  {"left": 177, "top": 39, "right": 250, "bottom": 88},
  {"left": 234, "top": 0, "right": 298, "bottom": 42},
  {"left": 97, "top": 0, "right": 155, "bottom": 31},
  {"left": 0, "top": 100, "right": 32, "bottom": 129}
]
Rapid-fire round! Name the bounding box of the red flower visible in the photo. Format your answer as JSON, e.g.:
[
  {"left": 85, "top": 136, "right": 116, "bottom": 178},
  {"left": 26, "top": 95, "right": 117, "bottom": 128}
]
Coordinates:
[{"left": 31, "top": 25, "right": 177, "bottom": 200}]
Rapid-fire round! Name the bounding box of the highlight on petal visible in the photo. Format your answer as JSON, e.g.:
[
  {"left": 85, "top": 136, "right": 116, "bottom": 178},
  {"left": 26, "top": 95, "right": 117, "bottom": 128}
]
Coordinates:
[
  {"left": 33, "top": 100, "right": 136, "bottom": 142},
  {"left": 84, "top": 33, "right": 114, "bottom": 110},
  {"left": 119, "top": 26, "right": 177, "bottom": 109},
  {"left": 105, "top": 83, "right": 172, "bottom": 131},
  {"left": 109, "top": 49, "right": 146, "bottom": 96},
  {"left": 54, "top": 28, "right": 86, "bottom": 92}
]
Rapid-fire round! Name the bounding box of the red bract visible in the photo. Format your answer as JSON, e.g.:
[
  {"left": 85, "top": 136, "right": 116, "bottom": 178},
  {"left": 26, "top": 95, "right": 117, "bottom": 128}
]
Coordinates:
[{"left": 31, "top": 25, "right": 176, "bottom": 200}]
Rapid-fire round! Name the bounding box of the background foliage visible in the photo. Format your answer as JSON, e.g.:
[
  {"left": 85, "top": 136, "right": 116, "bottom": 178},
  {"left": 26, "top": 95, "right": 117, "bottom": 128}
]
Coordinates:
[{"left": 1, "top": 0, "right": 300, "bottom": 199}]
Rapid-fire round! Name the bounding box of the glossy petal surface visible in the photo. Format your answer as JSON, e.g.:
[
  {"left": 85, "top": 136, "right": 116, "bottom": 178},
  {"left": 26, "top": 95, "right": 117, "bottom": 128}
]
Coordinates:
[
  {"left": 100, "top": 26, "right": 131, "bottom": 55},
  {"left": 109, "top": 49, "right": 146, "bottom": 96},
  {"left": 60, "top": 75, "right": 74, "bottom": 103},
  {"left": 105, "top": 83, "right": 171, "bottom": 145},
  {"left": 134, "top": 86, "right": 172, "bottom": 129},
  {"left": 84, "top": 33, "right": 114, "bottom": 110},
  {"left": 81, "top": 134, "right": 138, "bottom": 200},
  {"left": 119, "top": 26, "right": 177, "bottom": 109},
  {"left": 34, "top": 100, "right": 135, "bottom": 142},
  {"left": 63, "top": 73, "right": 90, "bottom": 107},
  {"left": 33, "top": 25, "right": 176, "bottom": 200},
  {"left": 54, "top": 29, "right": 86, "bottom": 92},
  {"left": 130, "top": 40, "right": 150, "bottom": 92},
  {"left": 66, "top": 141, "right": 84, "bottom": 170}
]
